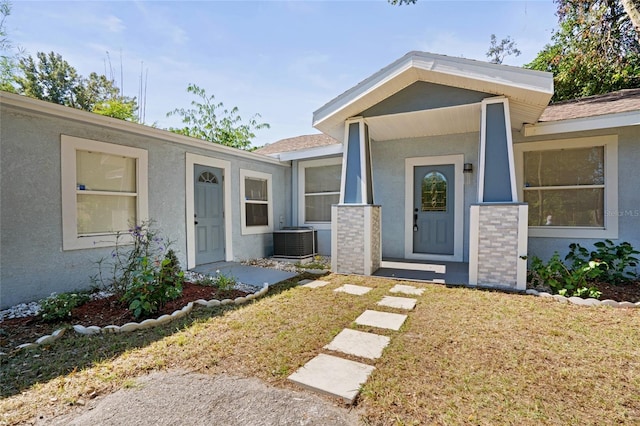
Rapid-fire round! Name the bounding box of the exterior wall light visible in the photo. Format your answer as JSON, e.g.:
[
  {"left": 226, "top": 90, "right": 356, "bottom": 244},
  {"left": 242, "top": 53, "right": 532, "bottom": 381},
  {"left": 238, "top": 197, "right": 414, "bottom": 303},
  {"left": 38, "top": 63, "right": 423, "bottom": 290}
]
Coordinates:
[{"left": 464, "top": 163, "right": 473, "bottom": 185}]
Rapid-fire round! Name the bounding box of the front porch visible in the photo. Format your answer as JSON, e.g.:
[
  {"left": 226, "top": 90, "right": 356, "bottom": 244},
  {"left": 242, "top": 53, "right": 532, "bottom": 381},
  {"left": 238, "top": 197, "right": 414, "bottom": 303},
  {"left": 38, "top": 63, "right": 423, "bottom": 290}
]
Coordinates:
[{"left": 374, "top": 259, "right": 469, "bottom": 284}]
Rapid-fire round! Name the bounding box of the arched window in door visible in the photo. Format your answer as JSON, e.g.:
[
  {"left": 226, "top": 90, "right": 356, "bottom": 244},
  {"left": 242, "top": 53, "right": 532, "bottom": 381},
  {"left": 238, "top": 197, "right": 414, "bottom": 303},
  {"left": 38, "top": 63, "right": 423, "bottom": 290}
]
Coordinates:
[
  {"left": 421, "top": 171, "right": 447, "bottom": 212},
  {"left": 198, "top": 171, "right": 218, "bottom": 184}
]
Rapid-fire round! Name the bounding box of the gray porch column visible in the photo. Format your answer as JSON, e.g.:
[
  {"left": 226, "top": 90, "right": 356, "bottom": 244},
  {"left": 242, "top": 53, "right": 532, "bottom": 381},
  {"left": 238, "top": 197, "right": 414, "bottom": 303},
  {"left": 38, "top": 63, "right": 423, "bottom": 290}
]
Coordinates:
[
  {"left": 470, "top": 98, "right": 528, "bottom": 290},
  {"left": 332, "top": 118, "right": 381, "bottom": 275}
]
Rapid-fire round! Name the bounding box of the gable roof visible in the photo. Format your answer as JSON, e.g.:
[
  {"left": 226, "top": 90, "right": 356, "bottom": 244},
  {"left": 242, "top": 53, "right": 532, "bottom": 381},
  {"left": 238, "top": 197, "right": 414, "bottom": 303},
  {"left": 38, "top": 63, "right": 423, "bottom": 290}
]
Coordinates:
[
  {"left": 539, "top": 89, "right": 640, "bottom": 122},
  {"left": 313, "top": 51, "right": 554, "bottom": 141},
  {"left": 255, "top": 134, "right": 339, "bottom": 155}
]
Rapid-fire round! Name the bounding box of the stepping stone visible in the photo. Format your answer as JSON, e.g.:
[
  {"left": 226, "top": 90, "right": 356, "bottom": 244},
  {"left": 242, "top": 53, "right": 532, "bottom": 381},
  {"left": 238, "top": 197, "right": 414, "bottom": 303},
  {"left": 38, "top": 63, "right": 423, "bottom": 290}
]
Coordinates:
[
  {"left": 334, "top": 284, "right": 372, "bottom": 295},
  {"left": 355, "top": 310, "right": 407, "bottom": 331},
  {"left": 377, "top": 295, "right": 417, "bottom": 310},
  {"left": 324, "top": 328, "right": 391, "bottom": 360},
  {"left": 389, "top": 284, "right": 425, "bottom": 296},
  {"left": 288, "top": 353, "right": 375, "bottom": 403},
  {"left": 300, "top": 279, "right": 329, "bottom": 289}
]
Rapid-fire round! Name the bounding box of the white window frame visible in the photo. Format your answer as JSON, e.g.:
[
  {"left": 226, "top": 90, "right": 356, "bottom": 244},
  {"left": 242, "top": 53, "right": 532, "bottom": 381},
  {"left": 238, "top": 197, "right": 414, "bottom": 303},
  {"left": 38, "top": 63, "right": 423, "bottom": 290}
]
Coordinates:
[
  {"left": 514, "top": 135, "right": 618, "bottom": 239},
  {"left": 298, "top": 157, "right": 342, "bottom": 230},
  {"left": 61, "top": 135, "right": 148, "bottom": 250},
  {"left": 240, "top": 169, "right": 273, "bottom": 235}
]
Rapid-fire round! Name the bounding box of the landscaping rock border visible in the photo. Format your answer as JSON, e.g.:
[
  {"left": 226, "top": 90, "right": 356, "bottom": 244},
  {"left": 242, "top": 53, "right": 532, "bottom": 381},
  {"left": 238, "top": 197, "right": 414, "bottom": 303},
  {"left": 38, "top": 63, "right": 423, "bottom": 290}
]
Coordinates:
[
  {"left": 13, "top": 284, "right": 270, "bottom": 352},
  {"left": 526, "top": 289, "right": 640, "bottom": 308}
]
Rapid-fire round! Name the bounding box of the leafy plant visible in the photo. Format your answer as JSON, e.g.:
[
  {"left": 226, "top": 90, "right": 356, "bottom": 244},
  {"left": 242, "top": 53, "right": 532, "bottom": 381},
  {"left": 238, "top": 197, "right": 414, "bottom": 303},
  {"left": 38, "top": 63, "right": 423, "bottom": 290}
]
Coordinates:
[
  {"left": 566, "top": 240, "right": 639, "bottom": 284},
  {"left": 121, "top": 251, "right": 184, "bottom": 320},
  {"left": 528, "top": 253, "right": 604, "bottom": 298},
  {"left": 92, "top": 221, "right": 184, "bottom": 320},
  {"left": 39, "top": 292, "right": 90, "bottom": 322},
  {"left": 214, "top": 269, "right": 237, "bottom": 291}
]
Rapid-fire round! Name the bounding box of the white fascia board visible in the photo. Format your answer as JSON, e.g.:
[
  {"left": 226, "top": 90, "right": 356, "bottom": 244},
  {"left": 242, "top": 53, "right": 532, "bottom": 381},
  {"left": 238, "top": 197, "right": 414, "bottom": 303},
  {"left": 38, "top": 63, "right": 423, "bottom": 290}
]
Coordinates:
[
  {"left": 1, "top": 91, "right": 286, "bottom": 166},
  {"left": 276, "top": 143, "right": 343, "bottom": 161},
  {"left": 522, "top": 110, "right": 640, "bottom": 137},
  {"left": 312, "top": 51, "right": 553, "bottom": 134}
]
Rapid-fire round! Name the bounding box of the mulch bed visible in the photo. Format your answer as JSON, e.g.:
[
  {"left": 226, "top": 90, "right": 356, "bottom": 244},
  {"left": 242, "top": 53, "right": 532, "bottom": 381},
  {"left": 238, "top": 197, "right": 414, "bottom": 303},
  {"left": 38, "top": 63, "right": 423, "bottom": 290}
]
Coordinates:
[
  {"left": 594, "top": 281, "right": 640, "bottom": 303},
  {"left": 0, "top": 283, "right": 250, "bottom": 352}
]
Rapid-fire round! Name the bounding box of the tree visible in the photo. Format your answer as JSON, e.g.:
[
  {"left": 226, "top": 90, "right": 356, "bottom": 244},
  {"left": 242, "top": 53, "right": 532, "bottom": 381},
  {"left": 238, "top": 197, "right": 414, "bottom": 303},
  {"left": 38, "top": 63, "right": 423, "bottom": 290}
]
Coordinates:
[
  {"left": 167, "top": 84, "right": 270, "bottom": 150},
  {"left": 486, "top": 34, "right": 521, "bottom": 64},
  {"left": 388, "top": 0, "right": 417, "bottom": 4},
  {"left": 15, "top": 52, "right": 84, "bottom": 107},
  {"left": 14, "top": 51, "right": 138, "bottom": 120},
  {"left": 526, "top": 0, "right": 640, "bottom": 101},
  {"left": 621, "top": 0, "right": 640, "bottom": 40},
  {"left": 0, "top": 0, "right": 19, "bottom": 92}
]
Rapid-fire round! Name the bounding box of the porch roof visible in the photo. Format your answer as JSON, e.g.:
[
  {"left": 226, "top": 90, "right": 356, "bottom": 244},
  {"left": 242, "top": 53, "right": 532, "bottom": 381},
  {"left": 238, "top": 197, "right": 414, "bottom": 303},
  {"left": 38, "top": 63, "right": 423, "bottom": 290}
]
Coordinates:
[{"left": 312, "top": 51, "right": 554, "bottom": 142}]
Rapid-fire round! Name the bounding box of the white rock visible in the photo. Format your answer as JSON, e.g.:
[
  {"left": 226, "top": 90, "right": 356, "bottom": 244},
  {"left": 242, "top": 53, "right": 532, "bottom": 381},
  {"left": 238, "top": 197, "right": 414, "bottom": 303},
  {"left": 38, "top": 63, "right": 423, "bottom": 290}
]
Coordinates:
[
  {"left": 220, "top": 299, "right": 233, "bottom": 305},
  {"left": 103, "top": 325, "right": 121, "bottom": 333},
  {"left": 552, "top": 295, "right": 568, "bottom": 303},
  {"left": 538, "top": 292, "right": 553, "bottom": 298},
  {"left": 139, "top": 319, "right": 158, "bottom": 329},
  {"left": 194, "top": 299, "right": 209, "bottom": 306},
  {"left": 156, "top": 314, "right": 172, "bottom": 324},
  {"left": 525, "top": 289, "right": 539, "bottom": 296},
  {"left": 72, "top": 325, "right": 88, "bottom": 334},
  {"left": 51, "top": 328, "right": 66, "bottom": 338},
  {"left": 600, "top": 300, "right": 619, "bottom": 307},
  {"left": 17, "top": 343, "right": 37, "bottom": 350},
  {"left": 206, "top": 300, "right": 221, "bottom": 307},
  {"left": 120, "top": 322, "right": 140, "bottom": 333},
  {"left": 86, "top": 326, "right": 101, "bottom": 334},
  {"left": 246, "top": 293, "right": 256, "bottom": 300},
  {"left": 618, "top": 301, "right": 636, "bottom": 308},
  {"left": 234, "top": 297, "right": 247, "bottom": 305},
  {"left": 36, "top": 335, "right": 55, "bottom": 345}
]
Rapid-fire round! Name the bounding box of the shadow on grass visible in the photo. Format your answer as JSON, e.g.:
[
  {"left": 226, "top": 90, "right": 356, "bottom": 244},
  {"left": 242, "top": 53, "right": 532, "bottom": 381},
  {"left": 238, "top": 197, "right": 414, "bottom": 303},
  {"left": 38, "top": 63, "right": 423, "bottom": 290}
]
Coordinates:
[{"left": 0, "top": 275, "right": 312, "bottom": 399}]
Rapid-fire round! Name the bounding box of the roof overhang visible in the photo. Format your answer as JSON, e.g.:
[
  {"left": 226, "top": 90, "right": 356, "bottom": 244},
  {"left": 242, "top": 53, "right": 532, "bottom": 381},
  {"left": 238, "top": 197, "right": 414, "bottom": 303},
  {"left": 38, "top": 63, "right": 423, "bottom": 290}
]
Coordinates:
[
  {"left": 522, "top": 110, "right": 640, "bottom": 137},
  {"left": 0, "top": 91, "right": 287, "bottom": 166},
  {"left": 313, "top": 51, "right": 554, "bottom": 141}
]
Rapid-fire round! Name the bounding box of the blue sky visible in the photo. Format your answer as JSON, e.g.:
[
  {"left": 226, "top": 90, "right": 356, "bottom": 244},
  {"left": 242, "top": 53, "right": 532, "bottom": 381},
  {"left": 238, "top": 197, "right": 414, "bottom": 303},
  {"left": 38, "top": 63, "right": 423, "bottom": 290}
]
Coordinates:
[{"left": 7, "top": 1, "right": 558, "bottom": 148}]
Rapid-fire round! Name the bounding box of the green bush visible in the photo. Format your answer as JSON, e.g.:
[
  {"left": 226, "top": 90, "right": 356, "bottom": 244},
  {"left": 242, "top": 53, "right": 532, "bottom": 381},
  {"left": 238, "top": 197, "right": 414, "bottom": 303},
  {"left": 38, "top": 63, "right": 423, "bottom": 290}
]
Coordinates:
[
  {"left": 213, "top": 269, "right": 237, "bottom": 291},
  {"left": 566, "top": 239, "right": 639, "bottom": 284},
  {"left": 92, "top": 221, "right": 184, "bottom": 320},
  {"left": 39, "top": 292, "right": 90, "bottom": 322},
  {"left": 528, "top": 253, "right": 603, "bottom": 299},
  {"left": 121, "top": 250, "right": 184, "bottom": 320}
]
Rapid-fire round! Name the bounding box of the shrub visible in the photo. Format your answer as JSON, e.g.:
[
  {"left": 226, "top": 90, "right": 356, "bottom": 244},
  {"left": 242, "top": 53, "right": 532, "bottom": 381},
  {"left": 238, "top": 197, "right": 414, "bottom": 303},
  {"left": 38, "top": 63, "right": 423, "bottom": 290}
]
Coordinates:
[
  {"left": 214, "top": 269, "right": 237, "bottom": 291},
  {"left": 528, "top": 252, "right": 603, "bottom": 299},
  {"left": 92, "top": 221, "right": 184, "bottom": 320},
  {"left": 566, "top": 240, "right": 639, "bottom": 284},
  {"left": 39, "top": 292, "right": 90, "bottom": 322}
]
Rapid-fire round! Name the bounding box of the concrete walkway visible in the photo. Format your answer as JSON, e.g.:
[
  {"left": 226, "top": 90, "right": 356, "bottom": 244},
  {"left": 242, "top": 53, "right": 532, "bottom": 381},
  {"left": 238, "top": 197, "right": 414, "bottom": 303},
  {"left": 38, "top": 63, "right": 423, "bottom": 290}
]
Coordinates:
[
  {"left": 191, "top": 262, "right": 298, "bottom": 288},
  {"left": 288, "top": 281, "right": 423, "bottom": 403}
]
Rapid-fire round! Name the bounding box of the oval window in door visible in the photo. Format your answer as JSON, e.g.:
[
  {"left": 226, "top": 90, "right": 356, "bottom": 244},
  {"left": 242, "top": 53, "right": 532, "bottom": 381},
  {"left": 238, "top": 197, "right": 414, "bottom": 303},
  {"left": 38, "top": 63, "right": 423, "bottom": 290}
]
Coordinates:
[{"left": 421, "top": 171, "right": 447, "bottom": 212}]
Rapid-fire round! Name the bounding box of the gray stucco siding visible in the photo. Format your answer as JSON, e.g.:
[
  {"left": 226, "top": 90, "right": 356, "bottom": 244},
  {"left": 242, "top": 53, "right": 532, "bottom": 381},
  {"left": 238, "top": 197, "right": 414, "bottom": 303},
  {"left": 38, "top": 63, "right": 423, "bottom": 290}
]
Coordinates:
[
  {"left": 1, "top": 106, "right": 290, "bottom": 308},
  {"left": 370, "top": 132, "right": 479, "bottom": 261},
  {"left": 513, "top": 126, "right": 640, "bottom": 262},
  {"left": 359, "top": 81, "right": 492, "bottom": 118},
  {"left": 482, "top": 102, "right": 513, "bottom": 202}
]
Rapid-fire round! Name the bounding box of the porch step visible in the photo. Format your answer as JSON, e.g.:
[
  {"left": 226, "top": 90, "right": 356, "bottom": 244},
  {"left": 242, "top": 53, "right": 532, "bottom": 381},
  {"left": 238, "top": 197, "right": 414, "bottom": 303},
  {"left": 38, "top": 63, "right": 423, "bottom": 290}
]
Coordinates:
[{"left": 288, "top": 354, "right": 375, "bottom": 404}]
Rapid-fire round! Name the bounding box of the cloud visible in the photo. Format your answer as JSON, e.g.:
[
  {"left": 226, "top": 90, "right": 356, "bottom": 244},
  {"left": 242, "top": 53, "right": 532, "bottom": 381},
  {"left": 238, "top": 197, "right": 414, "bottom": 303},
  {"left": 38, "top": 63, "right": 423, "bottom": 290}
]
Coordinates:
[{"left": 103, "top": 15, "right": 125, "bottom": 33}]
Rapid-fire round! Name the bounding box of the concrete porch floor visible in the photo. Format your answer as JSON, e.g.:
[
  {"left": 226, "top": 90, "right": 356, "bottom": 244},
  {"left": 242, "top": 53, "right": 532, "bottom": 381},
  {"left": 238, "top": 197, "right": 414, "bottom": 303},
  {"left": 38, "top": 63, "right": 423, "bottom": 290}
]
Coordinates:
[
  {"left": 191, "top": 261, "right": 298, "bottom": 288},
  {"left": 373, "top": 259, "right": 469, "bottom": 285}
]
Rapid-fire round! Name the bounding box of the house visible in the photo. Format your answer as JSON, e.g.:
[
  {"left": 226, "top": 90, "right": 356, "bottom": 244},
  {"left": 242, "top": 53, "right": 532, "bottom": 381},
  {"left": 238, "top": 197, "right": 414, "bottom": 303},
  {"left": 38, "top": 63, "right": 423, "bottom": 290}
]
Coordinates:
[
  {"left": 263, "top": 51, "right": 640, "bottom": 290},
  {"left": 0, "top": 92, "right": 291, "bottom": 309},
  {"left": 3, "top": 50, "right": 639, "bottom": 308}
]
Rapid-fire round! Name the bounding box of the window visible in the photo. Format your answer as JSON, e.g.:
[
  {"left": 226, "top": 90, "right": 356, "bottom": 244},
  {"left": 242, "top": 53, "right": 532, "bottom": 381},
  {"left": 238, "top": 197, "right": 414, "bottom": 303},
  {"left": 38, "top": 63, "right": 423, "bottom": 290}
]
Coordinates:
[
  {"left": 61, "top": 135, "right": 148, "bottom": 250},
  {"left": 514, "top": 135, "right": 618, "bottom": 238},
  {"left": 240, "top": 169, "right": 273, "bottom": 235},
  {"left": 298, "top": 157, "right": 342, "bottom": 228},
  {"left": 421, "top": 171, "right": 447, "bottom": 212}
]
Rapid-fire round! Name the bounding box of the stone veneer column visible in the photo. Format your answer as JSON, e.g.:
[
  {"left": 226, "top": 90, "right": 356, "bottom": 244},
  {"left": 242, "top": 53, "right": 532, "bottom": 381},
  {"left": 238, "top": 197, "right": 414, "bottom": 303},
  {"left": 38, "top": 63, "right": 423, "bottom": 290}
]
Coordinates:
[
  {"left": 331, "top": 205, "right": 381, "bottom": 275},
  {"left": 469, "top": 203, "right": 528, "bottom": 290}
]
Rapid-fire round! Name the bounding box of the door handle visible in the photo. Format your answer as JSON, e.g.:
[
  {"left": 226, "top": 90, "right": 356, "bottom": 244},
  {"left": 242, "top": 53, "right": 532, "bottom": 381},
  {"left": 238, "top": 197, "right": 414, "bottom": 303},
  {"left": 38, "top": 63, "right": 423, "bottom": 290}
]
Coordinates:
[
  {"left": 413, "top": 208, "right": 418, "bottom": 232},
  {"left": 194, "top": 213, "right": 198, "bottom": 225}
]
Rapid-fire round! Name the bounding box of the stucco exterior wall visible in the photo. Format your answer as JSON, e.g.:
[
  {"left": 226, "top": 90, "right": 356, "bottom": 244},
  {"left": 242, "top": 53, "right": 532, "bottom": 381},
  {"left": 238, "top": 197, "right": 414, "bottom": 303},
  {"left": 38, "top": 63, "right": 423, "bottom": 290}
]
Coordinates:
[
  {"left": 513, "top": 126, "right": 640, "bottom": 261},
  {"left": 370, "top": 132, "right": 479, "bottom": 261},
  {"left": 0, "top": 105, "right": 290, "bottom": 308}
]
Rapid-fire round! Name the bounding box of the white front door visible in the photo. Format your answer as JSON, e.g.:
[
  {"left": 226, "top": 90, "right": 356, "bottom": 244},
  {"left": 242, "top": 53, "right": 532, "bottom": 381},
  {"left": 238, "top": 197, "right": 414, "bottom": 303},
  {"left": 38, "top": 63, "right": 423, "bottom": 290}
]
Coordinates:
[{"left": 405, "top": 155, "right": 464, "bottom": 262}]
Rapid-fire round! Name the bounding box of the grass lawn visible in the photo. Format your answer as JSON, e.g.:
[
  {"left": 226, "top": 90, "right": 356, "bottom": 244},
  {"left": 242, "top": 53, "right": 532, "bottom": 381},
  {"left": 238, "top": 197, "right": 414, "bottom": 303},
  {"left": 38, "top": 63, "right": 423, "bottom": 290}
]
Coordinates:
[{"left": 2, "top": 274, "right": 640, "bottom": 425}]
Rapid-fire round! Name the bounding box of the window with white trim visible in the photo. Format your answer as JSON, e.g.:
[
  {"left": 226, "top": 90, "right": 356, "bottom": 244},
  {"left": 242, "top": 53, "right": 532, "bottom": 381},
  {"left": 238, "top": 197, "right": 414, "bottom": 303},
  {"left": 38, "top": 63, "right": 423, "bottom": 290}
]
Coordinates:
[
  {"left": 299, "top": 157, "right": 342, "bottom": 227},
  {"left": 514, "top": 135, "right": 618, "bottom": 238},
  {"left": 240, "top": 169, "right": 273, "bottom": 235},
  {"left": 61, "top": 135, "right": 148, "bottom": 250}
]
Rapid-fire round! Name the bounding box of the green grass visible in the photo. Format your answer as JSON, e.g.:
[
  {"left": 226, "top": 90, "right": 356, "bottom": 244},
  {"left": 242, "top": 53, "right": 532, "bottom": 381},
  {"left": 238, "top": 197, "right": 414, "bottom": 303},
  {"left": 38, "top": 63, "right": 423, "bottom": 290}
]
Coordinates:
[{"left": 2, "top": 275, "right": 640, "bottom": 425}]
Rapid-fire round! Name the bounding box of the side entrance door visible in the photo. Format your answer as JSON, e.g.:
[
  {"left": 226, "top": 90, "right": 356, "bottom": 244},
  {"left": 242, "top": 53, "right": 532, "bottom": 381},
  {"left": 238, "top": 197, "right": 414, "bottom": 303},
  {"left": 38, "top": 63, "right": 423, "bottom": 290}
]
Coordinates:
[
  {"left": 413, "top": 164, "right": 455, "bottom": 255},
  {"left": 194, "top": 165, "right": 225, "bottom": 265}
]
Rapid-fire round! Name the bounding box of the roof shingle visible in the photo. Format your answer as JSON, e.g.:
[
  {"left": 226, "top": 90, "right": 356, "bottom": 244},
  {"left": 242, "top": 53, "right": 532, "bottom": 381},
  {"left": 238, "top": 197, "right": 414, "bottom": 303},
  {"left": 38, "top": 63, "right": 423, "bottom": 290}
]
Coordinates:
[
  {"left": 255, "top": 134, "right": 339, "bottom": 155},
  {"left": 539, "top": 89, "right": 640, "bottom": 122}
]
